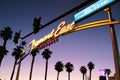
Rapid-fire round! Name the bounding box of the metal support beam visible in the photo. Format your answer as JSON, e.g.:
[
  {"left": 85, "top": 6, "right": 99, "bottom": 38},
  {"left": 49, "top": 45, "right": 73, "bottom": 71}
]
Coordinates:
[
  {"left": 17, "top": 19, "right": 120, "bottom": 65},
  {"left": 106, "top": 7, "right": 120, "bottom": 80},
  {"left": 21, "top": 0, "right": 97, "bottom": 39}
]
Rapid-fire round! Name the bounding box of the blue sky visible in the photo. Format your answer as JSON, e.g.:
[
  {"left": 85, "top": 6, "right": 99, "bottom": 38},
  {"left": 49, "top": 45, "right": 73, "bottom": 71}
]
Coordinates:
[{"left": 0, "top": 0, "right": 120, "bottom": 80}]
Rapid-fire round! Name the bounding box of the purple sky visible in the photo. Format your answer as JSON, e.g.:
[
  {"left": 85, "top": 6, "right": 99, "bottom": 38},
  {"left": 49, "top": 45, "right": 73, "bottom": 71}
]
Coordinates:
[{"left": 0, "top": 0, "right": 120, "bottom": 80}]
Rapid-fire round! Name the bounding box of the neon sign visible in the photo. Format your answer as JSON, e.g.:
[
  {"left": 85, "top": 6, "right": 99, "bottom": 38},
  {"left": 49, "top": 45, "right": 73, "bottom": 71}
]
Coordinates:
[
  {"left": 99, "top": 69, "right": 106, "bottom": 76},
  {"left": 28, "top": 21, "right": 75, "bottom": 51},
  {"left": 28, "top": 19, "right": 120, "bottom": 52},
  {"left": 74, "top": 0, "right": 116, "bottom": 22}
]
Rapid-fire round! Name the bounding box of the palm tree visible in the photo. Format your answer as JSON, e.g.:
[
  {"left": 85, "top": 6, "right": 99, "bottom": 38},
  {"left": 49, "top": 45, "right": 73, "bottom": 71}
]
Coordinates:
[
  {"left": 15, "top": 43, "right": 26, "bottom": 80},
  {"left": 80, "top": 66, "right": 87, "bottom": 80},
  {"left": 105, "top": 68, "right": 111, "bottom": 80},
  {"left": 10, "top": 46, "right": 21, "bottom": 80},
  {"left": 65, "top": 62, "right": 74, "bottom": 80},
  {"left": 20, "top": 40, "right": 26, "bottom": 47},
  {"left": 29, "top": 48, "right": 39, "bottom": 80},
  {"left": 13, "top": 31, "right": 21, "bottom": 45},
  {"left": 42, "top": 48, "right": 52, "bottom": 80},
  {"left": 12, "top": 41, "right": 26, "bottom": 80},
  {"left": 0, "top": 46, "right": 8, "bottom": 66},
  {"left": 0, "top": 26, "right": 13, "bottom": 66},
  {"left": 55, "top": 61, "right": 64, "bottom": 80},
  {"left": 0, "top": 26, "right": 13, "bottom": 47},
  {"left": 87, "top": 62, "right": 95, "bottom": 80}
]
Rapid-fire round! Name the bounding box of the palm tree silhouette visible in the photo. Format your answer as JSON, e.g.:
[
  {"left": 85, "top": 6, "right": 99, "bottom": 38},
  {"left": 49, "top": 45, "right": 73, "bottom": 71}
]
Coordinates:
[
  {"left": 20, "top": 40, "right": 26, "bottom": 47},
  {"left": 0, "top": 26, "right": 13, "bottom": 66},
  {"left": 29, "top": 48, "right": 39, "bottom": 80},
  {"left": 87, "top": 62, "right": 95, "bottom": 80},
  {"left": 15, "top": 41, "right": 26, "bottom": 80},
  {"left": 55, "top": 61, "right": 64, "bottom": 80},
  {"left": 0, "top": 46, "right": 8, "bottom": 66},
  {"left": 65, "top": 62, "right": 74, "bottom": 80},
  {"left": 10, "top": 46, "right": 21, "bottom": 80},
  {"left": 42, "top": 48, "right": 52, "bottom": 80},
  {"left": 0, "top": 26, "right": 13, "bottom": 47},
  {"left": 80, "top": 66, "right": 87, "bottom": 80},
  {"left": 105, "top": 68, "right": 111, "bottom": 80}
]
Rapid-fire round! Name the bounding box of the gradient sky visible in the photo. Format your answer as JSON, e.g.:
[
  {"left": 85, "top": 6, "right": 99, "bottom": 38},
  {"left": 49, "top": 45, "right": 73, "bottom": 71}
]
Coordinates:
[{"left": 0, "top": 0, "right": 120, "bottom": 80}]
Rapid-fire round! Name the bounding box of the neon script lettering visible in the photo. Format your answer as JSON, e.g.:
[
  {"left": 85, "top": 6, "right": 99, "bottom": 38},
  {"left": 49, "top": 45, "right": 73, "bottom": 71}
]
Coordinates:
[{"left": 28, "top": 21, "right": 75, "bottom": 51}]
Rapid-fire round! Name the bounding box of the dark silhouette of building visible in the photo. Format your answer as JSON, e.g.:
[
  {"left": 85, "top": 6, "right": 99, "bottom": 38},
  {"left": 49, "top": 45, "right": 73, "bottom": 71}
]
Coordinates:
[{"left": 99, "top": 76, "right": 106, "bottom": 80}]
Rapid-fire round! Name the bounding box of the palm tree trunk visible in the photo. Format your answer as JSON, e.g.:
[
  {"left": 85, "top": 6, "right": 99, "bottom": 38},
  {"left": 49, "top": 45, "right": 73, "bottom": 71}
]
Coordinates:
[
  {"left": 0, "top": 54, "right": 4, "bottom": 66},
  {"left": 83, "top": 74, "right": 84, "bottom": 80},
  {"left": 89, "top": 70, "right": 91, "bottom": 80},
  {"left": 107, "top": 75, "right": 109, "bottom": 80},
  {"left": 15, "top": 59, "right": 21, "bottom": 80},
  {"left": 29, "top": 56, "right": 35, "bottom": 80},
  {"left": 57, "top": 72, "right": 59, "bottom": 80},
  {"left": 85, "top": 73, "right": 87, "bottom": 80},
  {"left": 3, "top": 40, "right": 7, "bottom": 47},
  {"left": 45, "top": 60, "right": 48, "bottom": 80},
  {"left": 68, "top": 72, "right": 70, "bottom": 80},
  {"left": 10, "top": 59, "right": 17, "bottom": 80}
]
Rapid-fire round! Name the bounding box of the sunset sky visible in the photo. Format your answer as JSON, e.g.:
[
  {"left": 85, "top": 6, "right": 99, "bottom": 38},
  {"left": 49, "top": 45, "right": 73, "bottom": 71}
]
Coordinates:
[{"left": 0, "top": 0, "right": 120, "bottom": 80}]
